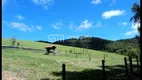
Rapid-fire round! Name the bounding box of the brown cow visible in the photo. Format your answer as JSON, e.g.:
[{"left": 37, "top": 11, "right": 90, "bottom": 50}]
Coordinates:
[{"left": 45, "top": 46, "right": 56, "bottom": 53}]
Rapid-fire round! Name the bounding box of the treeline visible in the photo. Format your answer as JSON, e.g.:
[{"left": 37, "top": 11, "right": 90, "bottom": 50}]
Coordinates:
[
  {"left": 36, "top": 40, "right": 52, "bottom": 44},
  {"left": 53, "top": 36, "right": 140, "bottom": 57}
]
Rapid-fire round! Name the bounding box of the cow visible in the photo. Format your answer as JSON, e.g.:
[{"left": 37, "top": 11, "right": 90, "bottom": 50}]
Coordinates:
[{"left": 45, "top": 45, "right": 56, "bottom": 54}]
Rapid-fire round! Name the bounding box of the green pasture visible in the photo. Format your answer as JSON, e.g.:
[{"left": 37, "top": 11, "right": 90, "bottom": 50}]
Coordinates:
[{"left": 2, "top": 38, "right": 131, "bottom": 80}]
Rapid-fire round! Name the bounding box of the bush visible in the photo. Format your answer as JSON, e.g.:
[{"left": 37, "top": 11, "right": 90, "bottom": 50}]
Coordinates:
[
  {"left": 17, "top": 42, "right": 20, "bottom": 46},
  {"left": 126, "top": 48, "right": 139, "bottom": 57}
]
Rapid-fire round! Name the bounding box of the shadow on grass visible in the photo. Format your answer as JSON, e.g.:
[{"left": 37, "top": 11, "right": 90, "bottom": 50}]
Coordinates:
[
  {"left": 52, "top": 69, "right": 103, "bottom": 80},
  {"left": 44, "top": 53, "right": 49, "bottom": 55},
  {"left": 39, "top": 64, "right": 140, "bottom": 80},
  {"left": 51, "top": 65, "right": 129, "bottom": 80}
]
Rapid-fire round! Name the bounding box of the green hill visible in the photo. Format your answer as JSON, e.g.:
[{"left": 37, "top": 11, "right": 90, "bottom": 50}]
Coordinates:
[
  {"left": 2, "top": 38, "right": 131, "bottom": 80},
  {"left": 53, "top": 36, "right": 140, "bottom": 57}
]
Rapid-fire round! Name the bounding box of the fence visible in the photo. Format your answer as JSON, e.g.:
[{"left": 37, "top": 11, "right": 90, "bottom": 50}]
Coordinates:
[
  {"left": 127, "top": 56, "right": 140, "bottom": 76},
  {"left": 61, "top": 56, "right": 140, "bottom": 80}
]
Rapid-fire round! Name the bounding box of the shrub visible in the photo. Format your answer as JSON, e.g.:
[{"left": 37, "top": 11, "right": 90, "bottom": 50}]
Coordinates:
[{"left": 17, "top": 42, "right": 20, "bottom": 46}]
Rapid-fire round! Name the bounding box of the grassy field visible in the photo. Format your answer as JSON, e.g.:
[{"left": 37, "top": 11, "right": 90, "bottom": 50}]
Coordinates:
[{"left": 2, "top": 38, "right": 130, "bottom": 80}]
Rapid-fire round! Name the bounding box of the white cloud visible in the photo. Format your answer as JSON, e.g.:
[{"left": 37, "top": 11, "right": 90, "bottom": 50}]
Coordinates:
[
  {"left": 125, "top": 23, "right": 140, "bottom": 35},
  {"left": 125, "top": 30, "right": 137, "bottom": 35},
  {"left": 102, "top": 10, "right": 125, "bottom": 19},
  {"left": 122, "top": 22, "right": 127, "bottom": 26},
  {"left": 52, "top": 21, "right": 63, "bottom": 29},
  {"left": 32, "top": 0, "right": 53, "bottom": 10},
  {"left": 17, "top": 15, "right": 24, "bottom": 20},
  {"left": 10, "top": 22, "right": 34, "bottom": 32},
  {"left": 91, "top": 0, "right": 102, "bottom": 4},
  {"left": 77, "top": 20, "right": 93, "bottom": 30},
  {"left": 32, "top": 0, "right": 53, "bottom": 5},
  {"left": 4, "top": 20, "right": 42, "bottom": 32},
  {"left": 118, "top": 22, "right": 128, "bottom": 26},
  {"left": 36, "top": 26, "right": 42, "bottom": 30}
]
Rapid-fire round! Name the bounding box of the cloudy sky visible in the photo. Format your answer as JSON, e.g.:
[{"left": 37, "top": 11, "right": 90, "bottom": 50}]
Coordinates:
[{"left": 2, "top": 0, "right": 140, "bottom": 42}]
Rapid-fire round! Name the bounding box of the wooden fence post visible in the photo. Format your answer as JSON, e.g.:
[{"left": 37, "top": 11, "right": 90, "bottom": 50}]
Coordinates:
[
  {"left": 124, "top": 57, "right": 128, "bottom": 76},
  {"left": 102, "top": 60, "right": 106, "bottom": 80},
  {"left": 129, "top": 57, "right": 133, "bottom": 73},
  {"left": 89, "top": 53, "right": 91, "bottom": 61},
  {"left": 62, "top": 63, "right": 66, "bottom": 80},
  {"left": 76, "top": 53, "right": 78, "bottom": 58}
]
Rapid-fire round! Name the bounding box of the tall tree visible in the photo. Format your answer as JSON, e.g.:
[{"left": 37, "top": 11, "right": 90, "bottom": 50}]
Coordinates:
[
  {"left": 79, "top": 36, "right": 91, "bottom": 54},
  {"left": 68, "top": 38, "right": 76, "bottom": 53},
  {"left": 130, "top": 2, "right": 141, "bottom": 75},
  {"left": 79, "top": 36, "right": 86, "bottom": 53},
  {"left": 130, "top": 2, "right": 141, "bottom": 33},
  {"left": 10, "top": 37, "right": 16, "bottom": 46}
]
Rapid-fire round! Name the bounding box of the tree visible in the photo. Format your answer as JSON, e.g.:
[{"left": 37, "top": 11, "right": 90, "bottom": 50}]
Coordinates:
[
  {"left": 10, "top": 37, "right": 16, "bottom": 46},
  {"left": 130, "top": 2, "right": 141, "bottom": 74},
  {"left": 79, "top": 36, "right": 85, "bottom": 54},
  {"left": 17, "top": 42, "right": 20, "bottom": 46},
  {"left": 130, "top": 2, "right": 141, "bottom": 33},
  {"left": 68, "top": 38, "right": 76, "bottom": 53},
  {"left": 79, "top": 36, "right": 91, "bottom": 54}
]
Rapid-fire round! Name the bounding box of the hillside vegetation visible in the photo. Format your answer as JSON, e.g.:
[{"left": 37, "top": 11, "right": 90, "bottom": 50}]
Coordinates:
[
  {"left": 53, "top": 36, "right": 140, "bottom": 57},
  {"left": 2, "top": 38, "right": 130, "bottom": 80}
]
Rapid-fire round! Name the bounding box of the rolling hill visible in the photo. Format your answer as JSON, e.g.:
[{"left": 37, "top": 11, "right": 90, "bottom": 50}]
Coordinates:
[
  {"left": 2, "top": 38, "right": 139, "bottom": 80},
  {"left": 53, "top": 36, "right": 140, "bottom": 57}
]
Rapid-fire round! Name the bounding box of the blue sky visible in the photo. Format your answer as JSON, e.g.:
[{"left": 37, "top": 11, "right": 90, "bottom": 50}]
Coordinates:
[{"left": 2, "top": 0, "right": 140, "bottom": 42}]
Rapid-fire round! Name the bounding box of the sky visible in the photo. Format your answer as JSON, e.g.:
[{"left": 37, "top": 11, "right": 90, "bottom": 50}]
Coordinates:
[{"left": 2, "top": 0, "right": 140, "bottom": 42}]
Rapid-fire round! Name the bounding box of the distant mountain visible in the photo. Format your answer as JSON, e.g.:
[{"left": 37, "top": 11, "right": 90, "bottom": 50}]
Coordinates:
[
  {"left": 53, "top": 36, "right": 140, "bottom": 57},
  {"left": 35, "top": 36, "right": 140, "bottom": 57},
  {"left": 117, "top": 37, "right": 140, "bottom": 47},
  {"left": 53, "top": 36, "right": 113, "bottom": 50},
  {"left": 36, "top": 40, "right": 52, "bottom": 44}
]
